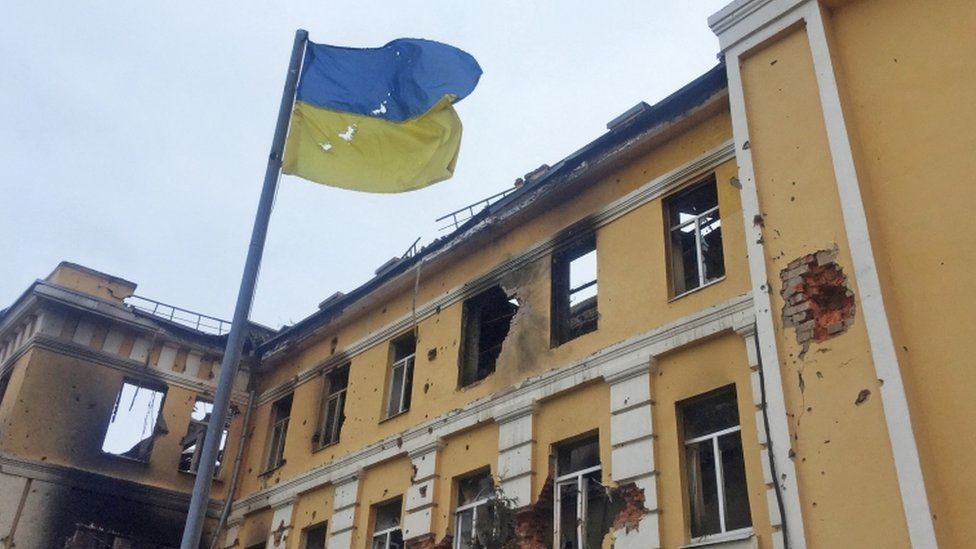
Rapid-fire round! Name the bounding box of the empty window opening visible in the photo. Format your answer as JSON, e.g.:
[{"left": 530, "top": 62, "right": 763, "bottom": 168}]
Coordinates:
[
  {"left": 666, "top": 178, "right": 725, "bottom": 296},
  {"left": 460, "top": 286, "right": 518, "bottom": 387},
  {"left": 552, "top": 236, "right": 598, "bottom": 346},
  {"left": 680, "top": 386, "right": 751, "bottom": 539},
  {"left": 371, "top": 498, "right": 403, "bottom": 549},
  {"left": 0, "top": 370, "right": 10, "bottom": 409},
  {"left": 266, "top": 393, "right": 293, "bottom": 471},
  {"left": 386, "top": 334, "right": 416, "bottom": 418},
  {"left": 454, "top": 469, "right": 494, "bottom": 549},
  {"left": 101, "top": 379, "right": 167, "bottom": 462},
  {"left": 302, "top": 521, "right": 327, "bottom": 549},
  {"left": 178, "top": 399, "right": 228, "bottom": 475},
  {"left": 317, "top": 365, "right": 349, "bottom": 447},
  {"left": 554, "top": 434, "right": 606, "bottom": 549}
]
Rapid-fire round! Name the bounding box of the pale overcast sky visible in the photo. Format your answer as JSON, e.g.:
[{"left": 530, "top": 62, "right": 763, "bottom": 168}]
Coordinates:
[{"left": 0, "top": 1, "right": 729, "bottom": 329}]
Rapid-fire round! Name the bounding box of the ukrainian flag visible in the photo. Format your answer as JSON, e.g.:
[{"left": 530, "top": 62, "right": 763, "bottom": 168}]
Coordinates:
[{"left": 282, "top": 38, "right": 482, "bottom": 193}]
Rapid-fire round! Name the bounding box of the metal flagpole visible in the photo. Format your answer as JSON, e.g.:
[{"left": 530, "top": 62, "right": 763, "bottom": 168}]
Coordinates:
[{"left": 180, "top": 28, "right": 308, "bottom": 549}]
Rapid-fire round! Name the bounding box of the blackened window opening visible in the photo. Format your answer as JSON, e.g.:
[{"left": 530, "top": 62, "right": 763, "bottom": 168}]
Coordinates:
[
  {"left": 552, "top": 235, "right": 598, "bottom": 346},
  {"left": 460, "top": 286, "right": 518, "bottom": 387},
  {"left": 266, "top": 393, "right": 292, "bottom": 470}
]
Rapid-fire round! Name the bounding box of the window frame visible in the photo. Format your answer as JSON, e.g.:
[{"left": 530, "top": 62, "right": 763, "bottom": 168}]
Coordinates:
[
  {"left": 371, "top": 498, "right": 403, "bottom": 549},
  {"left": 178, "top": 398, "right": 228, "bottom": 475},
  {"left": 664, "top": 177, "right": 725, "bottom": 298},
  {"left": 453, "top": 470, "right": 493, "bottom": 549},
  {"left": 680, "top": 386, "right": 752, "bottom": 541},
  {"left": 317, "top": 365, "right": 349, "bottom": 448},
  {"left": 301, "top": 521, "right": 328, "bottom": 549},
  {"left": 553, "top": 434, "right": 603, "bottom": 548},
  {"left": 385, "top": 334, "right": 416, "bottom": 419},
  {"left": 101, "top": 378, "right": 168, "bottom": 463},
  {"left": 265, "top": 393, "right": 292, "bottom": 472},
  {"left": 550, "top": 234, "right": 598, "bottom": 347}
]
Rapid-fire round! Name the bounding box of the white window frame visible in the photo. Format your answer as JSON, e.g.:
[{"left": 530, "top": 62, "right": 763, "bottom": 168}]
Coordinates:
[
  {"left": 385, "top": 353, "right": 414, "bottom": 418},
  {"left": 667, "top": 186, "right": 722, "bottom": 296},
  {"left": 553, "top": 463, "right": 602, "bottom": 548},
  {"left": 266, "top": 397, "right": 291, "bottom": 470},
  {"left": 319, "top": 370, "right": 347, "bottom": 447},
  {"left": 684, "top": 424, "right": 750, "bottom": 538},
  {"left": 454, "top": 494, "right": 490, "bottom": 549},
  {"left": 371, "top": 524, "right": 402, "bottom": 549}
]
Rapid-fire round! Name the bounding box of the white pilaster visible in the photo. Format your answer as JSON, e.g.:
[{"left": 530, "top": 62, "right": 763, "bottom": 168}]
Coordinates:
[
  {"left": 222, "top": 518, "right": 242, "bottom": 549},
  {"left": 734, "top": 320, "right": 785, "bottom": 548},
  {"left": 327, "top": 471, "right": 361, "bottom": 549},
  {"left": 495, "top": 402, "right": 537, "bottom": 507},
  {"left": 606, "top": 361, "right": 660, "bottom": 549},
  {"left": 266, "top": 497, "right": 295, "bottom": 549},
  {"left": 403, "top": 440, "right": 443, "bottom": 541},
  {"left": 710, "top": 1, "right": 936, "bottom": 546}
]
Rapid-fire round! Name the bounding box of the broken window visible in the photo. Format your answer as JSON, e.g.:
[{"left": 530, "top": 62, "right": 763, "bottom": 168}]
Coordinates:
[
  {"left": 371, "top": 498, "right": 403, "bottom": 549},
  {"left": 665, "top": 177, "right": 725, "bottom": 296},
  {"left": 302, "top": 521, "right": 327, "bottom": 549},
  {"left": 317, "top": 365, "right": 349, "bottom": 447},
  {"left": 680, "top": 386, "right": 751, "bottom": 539},
  {"left": 178, "top": 399, "right": 228, "bottom": 475},
  {"left": 551, "top": 235, "right": 598, "bottom": 346},
  {"left": 459, "top": 286, "right": 518, "bottom": 387},
  {"left": 385, "top": 334, "right": 415, "bottom": 418},
  {"left": 554, "top": 434, "right": 606, "bottom": 548},
  {"left": 265, "top": 393, "right": 292, "bottom": 471},
  {"left": 101, "top": 379, "right": 167, "bottom": 462},
  {"left": 454, "top": 469, "right": 494, "bottom": 549},
  {"left": 0, "top": 370, "right": 10, "bottom": 410}
]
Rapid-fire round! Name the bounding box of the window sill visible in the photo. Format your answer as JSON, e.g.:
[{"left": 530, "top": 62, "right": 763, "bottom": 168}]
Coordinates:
[
  {"left": 379, "top": 409, "right": 409, "bottom": 424},
  {"left": 669, "top": 276, "right": 726, "bottom": 303},
  {"left": 258, "top": 461, "right": 285, "bottom": 477},
  {"left": 683, "top": 528, "right": 755, "bottom": 548},
  {"left": 312, "top": 440, "right": 340, "bottom": 454},
  {"left": 457, "top": 374, "right": 492, "bottom": 392},
  {"left": 100, "top": 451, "right": 151, "bottom": 465},
  {"left": 177, "top": 469, "right": 224, "bottom": 483}
]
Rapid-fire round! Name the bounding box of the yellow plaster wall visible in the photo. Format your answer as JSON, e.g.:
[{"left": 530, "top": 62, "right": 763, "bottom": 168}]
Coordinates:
[
  {"left": 46, "top": 263, "right": 136, "bottom": 303},
  {"left": 740, "top": 26, "right": 909, "bottom": 548},
  {"left": 825, "top": 2, "right": 976, "bottom": 545},
  {"left": 240, "top": 108, "right": 748, "bottom": 498},
  {"left": 289, "top": 483, "right": 335, "bottom": 549},
  {"left": 353, "top": 456, "right": 414, "bottom": 547},
  {"left": 652, "top": 333, "right": 773, "bottom": 548},
  {"left": 0, "top": 347, "right": 237, "bottom": 498},
  {"left": 431, "top": 422, "right": 499, "bottom": 541}
]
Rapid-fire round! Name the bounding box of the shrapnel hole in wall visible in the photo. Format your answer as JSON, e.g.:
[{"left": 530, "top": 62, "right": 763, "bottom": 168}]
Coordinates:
[{"left": 780, "top": 246, "right": 856, "bottom": 349}]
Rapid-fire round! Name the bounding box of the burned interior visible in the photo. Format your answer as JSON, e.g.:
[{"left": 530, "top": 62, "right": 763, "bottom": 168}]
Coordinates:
[
  {"left": 459, "top": 286, "right": 519, "bottom": 387},
  {"left": 551, "top": 234, "right": 599, "bottom": 346}
]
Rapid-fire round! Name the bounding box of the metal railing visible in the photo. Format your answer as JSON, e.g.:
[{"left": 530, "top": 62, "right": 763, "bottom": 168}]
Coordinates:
[
  {"left": 125, "top": 295, "right": 231, "bottom": 336},
  {"left": 435, "top": 186, "right": 518, "bottom": 232}
]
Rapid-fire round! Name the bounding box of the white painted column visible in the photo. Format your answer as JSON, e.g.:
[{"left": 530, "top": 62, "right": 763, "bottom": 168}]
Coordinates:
[
  {"left": 327, "top": 471, "right": 361, "bottom": 549},
  {"left": 403, "top": 440, "right": 443, "bottom": 542},
  {"left": 495, "top": 403, "right": 537, "bottom": 507},
  {"left": 221, "top": 517, "right": 242, "bottom": 549},
  {"left": 734, "top": 320, "right": 786, "bottom": 549},
  {"left": 266, "top": 497, "right": 296, "bottom": 549},
  {"left": 606, "top": 361, "right": 660, "bottom": 549}
]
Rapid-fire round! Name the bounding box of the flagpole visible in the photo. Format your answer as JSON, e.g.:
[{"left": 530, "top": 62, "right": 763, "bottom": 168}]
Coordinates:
[{"left": 180, "top": 28, "right": 307, "bottom": 549}]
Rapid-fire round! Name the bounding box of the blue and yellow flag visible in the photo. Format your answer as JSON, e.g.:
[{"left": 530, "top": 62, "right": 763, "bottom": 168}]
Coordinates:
[{"left": 282, "top": 38, "right": 482, "bottom": 193}]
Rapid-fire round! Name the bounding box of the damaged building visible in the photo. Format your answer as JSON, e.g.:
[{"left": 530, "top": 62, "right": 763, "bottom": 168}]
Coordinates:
[{"left": 2, "top": 0, "right": 974, "bottom": 547}]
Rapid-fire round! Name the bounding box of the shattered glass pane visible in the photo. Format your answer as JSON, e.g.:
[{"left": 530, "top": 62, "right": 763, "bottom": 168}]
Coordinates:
[
  {"left": 682, "top": 388, "right": 740, "bottom": 440},
  {"left": 720, "top": 434, "right": 752, "bottom": 531},
  {"left": 557, "top": 435, "right": 600, "bottom": 475}
]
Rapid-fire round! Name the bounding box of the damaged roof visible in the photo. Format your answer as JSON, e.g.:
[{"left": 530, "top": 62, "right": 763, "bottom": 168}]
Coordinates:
[{"left": 259, "top": 63, "right": 728, "bottom": 356}]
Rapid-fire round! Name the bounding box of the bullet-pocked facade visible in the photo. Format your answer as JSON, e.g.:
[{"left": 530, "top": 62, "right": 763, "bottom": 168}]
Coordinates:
[{"left": 2, "top": 0, "right": 973, "bottom": 548}]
